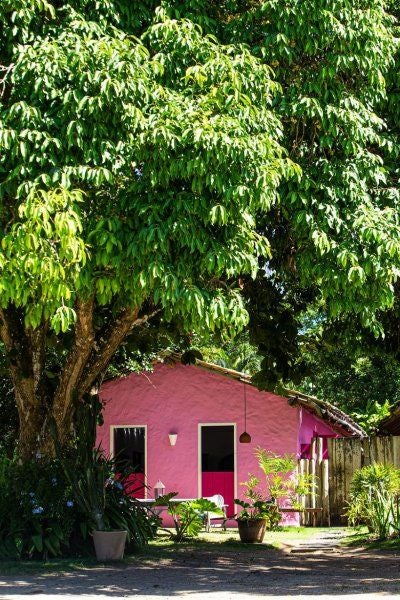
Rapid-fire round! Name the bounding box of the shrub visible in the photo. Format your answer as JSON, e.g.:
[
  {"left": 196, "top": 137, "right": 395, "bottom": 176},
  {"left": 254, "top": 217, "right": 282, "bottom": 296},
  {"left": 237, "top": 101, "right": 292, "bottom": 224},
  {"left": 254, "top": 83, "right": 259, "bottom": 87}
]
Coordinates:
[
  {"left": 234, "top": 449, "right": 315, "bottom": 530},
  {"left": 346, "top": 463, "right": 400, "bottom": 539},
  {"left": 0, "top": 456, "right": 82, "bottom": 559},
  {"left": 154, "top": 494, "right": 222, "bottom": 542},
  {"left": 0, "top": 452, "right": 158, "bottom": 559}
]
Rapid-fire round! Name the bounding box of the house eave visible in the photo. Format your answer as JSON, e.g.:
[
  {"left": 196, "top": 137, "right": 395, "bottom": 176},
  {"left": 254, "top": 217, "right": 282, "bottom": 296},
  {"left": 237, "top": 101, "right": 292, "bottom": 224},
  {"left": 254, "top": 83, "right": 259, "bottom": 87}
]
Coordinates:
[{"left": 161, "top": 352, "right": 366, "bottom": 438}]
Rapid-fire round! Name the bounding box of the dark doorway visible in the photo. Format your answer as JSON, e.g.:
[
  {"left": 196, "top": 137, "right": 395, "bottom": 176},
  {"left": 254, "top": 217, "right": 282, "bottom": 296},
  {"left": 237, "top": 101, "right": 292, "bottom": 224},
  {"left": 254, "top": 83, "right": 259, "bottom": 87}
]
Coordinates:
[{"left": 201, "top": 425, "right": 235, "bottom": 516}]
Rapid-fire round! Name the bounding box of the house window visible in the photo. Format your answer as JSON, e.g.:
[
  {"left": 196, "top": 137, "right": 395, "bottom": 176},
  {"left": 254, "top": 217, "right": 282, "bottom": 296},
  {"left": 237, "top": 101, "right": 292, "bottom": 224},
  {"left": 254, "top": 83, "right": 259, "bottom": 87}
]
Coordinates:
[
  {"left": 113, "top": 426, "right": 145, "bottom": 472},
  {"left": 112, "top": 426, "right": 146, "bottom": 499}
]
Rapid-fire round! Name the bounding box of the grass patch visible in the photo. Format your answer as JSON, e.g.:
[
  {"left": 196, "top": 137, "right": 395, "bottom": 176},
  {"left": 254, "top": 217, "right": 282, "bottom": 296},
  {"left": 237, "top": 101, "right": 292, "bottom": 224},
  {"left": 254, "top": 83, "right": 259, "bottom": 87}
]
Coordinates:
[
  {"left": 341, "top": 526, "right": 400, "bottom": 550},
  {"left": 0, "top": 556, "right": 99, "bottom": 576},
  {"left": 0, "top": 526, "right": 340, "bottom": 575}
]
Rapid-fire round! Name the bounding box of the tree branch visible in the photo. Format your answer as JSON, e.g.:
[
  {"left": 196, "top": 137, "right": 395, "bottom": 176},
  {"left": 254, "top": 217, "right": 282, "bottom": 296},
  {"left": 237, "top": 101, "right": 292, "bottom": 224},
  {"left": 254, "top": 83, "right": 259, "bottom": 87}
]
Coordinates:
[
  {"left": 52, "top": 296, "right": 95, "bottom": 435},
  {"left": 0, "top": 306, "right": 35, "bottom": 408},
  {"left": 27, "top": 323, "right": 48, "bottom": 396},
  {"left": 0, "top": 306, "right": 46, "bottom": 457},
  {"left": 78, "top": 307, "right": 161, "bottom": 397}
]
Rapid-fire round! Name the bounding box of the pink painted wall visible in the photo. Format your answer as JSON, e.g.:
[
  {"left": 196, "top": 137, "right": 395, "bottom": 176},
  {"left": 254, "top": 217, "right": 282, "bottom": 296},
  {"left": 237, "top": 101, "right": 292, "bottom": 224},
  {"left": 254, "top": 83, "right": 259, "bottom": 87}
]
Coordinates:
[
  {"left": 298, "top": 407, "right": 340, "bottom": 458},
  {"left": 97, "top": 363, "right": 341, "bottom": 526}
]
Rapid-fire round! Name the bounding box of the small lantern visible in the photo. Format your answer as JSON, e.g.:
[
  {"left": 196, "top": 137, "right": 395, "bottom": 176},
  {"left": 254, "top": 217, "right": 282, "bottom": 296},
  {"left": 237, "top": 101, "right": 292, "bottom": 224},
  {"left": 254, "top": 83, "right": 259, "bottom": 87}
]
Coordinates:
[{"left": 154, "top": 480, "right": 165, "bottom": 499}]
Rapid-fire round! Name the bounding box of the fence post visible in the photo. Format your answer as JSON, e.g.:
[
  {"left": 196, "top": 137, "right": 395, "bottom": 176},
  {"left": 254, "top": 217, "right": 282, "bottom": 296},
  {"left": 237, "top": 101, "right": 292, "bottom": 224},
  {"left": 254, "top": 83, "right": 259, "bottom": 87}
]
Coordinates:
[
  {"left": 310, "top": 438, "right": 317, "bottom": 526},
  {"left": 298, "top": 458, "right": 307, "bottom": 526}
]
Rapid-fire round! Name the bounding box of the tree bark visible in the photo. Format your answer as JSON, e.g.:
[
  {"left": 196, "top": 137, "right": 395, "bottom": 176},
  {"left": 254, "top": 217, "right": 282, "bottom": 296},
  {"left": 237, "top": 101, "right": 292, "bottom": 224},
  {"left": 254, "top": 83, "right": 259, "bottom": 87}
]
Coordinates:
[
  {"left": 0, "top": 307, "right": 47, "bottom": 459},
  {"left": 78, "top": 307, "right": 160, "bottom": 396},
  {"left": 0, "top": 300, "right": 160, "bottom": 458},
  {"left": 51, "top": 297, "right": 95, "bottom": 446}
]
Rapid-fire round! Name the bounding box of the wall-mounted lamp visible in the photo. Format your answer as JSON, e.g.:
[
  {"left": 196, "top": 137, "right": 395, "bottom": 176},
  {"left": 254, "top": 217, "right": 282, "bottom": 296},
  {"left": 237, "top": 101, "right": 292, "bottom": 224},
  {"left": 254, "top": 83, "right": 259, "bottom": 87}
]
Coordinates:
[
  {"left": 154, "top": 480, "right": 165, "bottom": 499},
  {"left": 168, "top": 433, "right": 178, "bottom": 446}
]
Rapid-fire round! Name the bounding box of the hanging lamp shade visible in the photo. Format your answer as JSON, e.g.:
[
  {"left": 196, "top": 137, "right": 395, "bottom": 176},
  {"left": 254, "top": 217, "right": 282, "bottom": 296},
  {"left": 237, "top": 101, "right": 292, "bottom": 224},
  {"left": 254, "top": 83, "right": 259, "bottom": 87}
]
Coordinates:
[
  {"left": 239, "top": 431, "right": 251, "bottom": 444},
  {"left": 239, "top": 381, "right": 251, "bottom": 443}
]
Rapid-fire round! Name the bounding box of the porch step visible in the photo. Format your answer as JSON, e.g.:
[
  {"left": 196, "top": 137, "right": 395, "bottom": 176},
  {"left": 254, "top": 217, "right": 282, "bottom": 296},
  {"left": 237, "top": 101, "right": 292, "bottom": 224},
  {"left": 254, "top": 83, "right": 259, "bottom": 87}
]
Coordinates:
[{"left": 289, "top": 546, "right": 339, "bottom": 553}]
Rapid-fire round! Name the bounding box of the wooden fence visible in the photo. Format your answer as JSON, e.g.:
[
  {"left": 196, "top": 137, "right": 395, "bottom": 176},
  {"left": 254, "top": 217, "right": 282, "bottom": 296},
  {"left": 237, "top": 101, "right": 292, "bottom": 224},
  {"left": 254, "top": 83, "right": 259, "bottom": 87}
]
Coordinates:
[
  {"left": 297, "top": 436, "right": 400, "bottom": 526},
  {"left": 327, "top": 436, "right": 400, "bottom": 524},
  {"left": 298, "top": 437, "right": 329, "bottom": 526}
]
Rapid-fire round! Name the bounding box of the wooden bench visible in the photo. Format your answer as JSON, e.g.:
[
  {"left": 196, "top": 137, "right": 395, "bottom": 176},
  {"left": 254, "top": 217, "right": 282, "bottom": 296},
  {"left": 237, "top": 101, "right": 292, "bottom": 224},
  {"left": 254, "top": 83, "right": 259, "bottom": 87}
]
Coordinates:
[{"left": 281, "top": 507, "right": 324, "bottom": 527}]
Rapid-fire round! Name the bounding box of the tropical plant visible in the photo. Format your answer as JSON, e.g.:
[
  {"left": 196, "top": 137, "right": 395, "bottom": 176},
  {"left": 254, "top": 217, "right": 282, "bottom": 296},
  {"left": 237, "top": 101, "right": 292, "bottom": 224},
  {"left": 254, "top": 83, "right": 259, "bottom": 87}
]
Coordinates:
[
  {"left": 154, "top": 493, "right": 223, "bottom": 542},
  {"left": 346, "top": 463, "right": 400, "bottom": 539},
  {"left": 255, "top": 447, "right": 315, "bottom": 505},
  {"left": 236, "top": 449, "right": 315, "bottom": 530},
  {"left": 235, "top": 474, "right": 280, "bottom": 528},
  {"left": 55, "top": 395, "right": 157, "bottom": 546},
  {"left": 60, "top": 448, "right": 158, "bottom": 546}
]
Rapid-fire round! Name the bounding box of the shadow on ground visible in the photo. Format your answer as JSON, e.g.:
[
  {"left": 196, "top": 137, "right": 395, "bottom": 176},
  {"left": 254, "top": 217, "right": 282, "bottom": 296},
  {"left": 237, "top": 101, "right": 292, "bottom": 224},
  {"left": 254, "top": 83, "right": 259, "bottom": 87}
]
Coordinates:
[{"left": 0, "top": 547, "right": 400, "bottom": 597}]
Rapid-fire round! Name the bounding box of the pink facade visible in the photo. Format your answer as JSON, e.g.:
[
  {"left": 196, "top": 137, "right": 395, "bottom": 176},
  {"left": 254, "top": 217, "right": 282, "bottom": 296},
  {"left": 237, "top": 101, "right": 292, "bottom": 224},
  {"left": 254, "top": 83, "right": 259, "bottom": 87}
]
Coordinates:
[{"left": 97, "top": 362, "right": 341, "bottom": 525}]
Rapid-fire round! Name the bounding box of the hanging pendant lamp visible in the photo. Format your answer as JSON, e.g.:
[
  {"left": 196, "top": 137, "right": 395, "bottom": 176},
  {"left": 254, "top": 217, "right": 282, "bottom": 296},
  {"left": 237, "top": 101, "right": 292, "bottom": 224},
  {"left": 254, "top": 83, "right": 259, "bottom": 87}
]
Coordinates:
[{"left": 239, "top": 381, "right": 251, "bottom": 443}]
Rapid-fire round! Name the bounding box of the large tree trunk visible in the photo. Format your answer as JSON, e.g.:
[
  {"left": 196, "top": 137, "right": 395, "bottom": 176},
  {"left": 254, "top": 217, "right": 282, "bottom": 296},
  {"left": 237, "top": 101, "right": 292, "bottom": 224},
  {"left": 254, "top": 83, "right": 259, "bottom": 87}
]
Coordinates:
[{"left": 0, "top": 301, "right": 159, "bottom": 459}]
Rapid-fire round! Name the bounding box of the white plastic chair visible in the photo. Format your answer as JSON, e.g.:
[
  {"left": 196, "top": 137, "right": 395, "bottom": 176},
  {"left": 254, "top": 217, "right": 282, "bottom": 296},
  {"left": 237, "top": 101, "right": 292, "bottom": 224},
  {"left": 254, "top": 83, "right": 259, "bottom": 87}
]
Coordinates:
[{"left": 204, "top": 494, "right": 228, "bottom": 531}]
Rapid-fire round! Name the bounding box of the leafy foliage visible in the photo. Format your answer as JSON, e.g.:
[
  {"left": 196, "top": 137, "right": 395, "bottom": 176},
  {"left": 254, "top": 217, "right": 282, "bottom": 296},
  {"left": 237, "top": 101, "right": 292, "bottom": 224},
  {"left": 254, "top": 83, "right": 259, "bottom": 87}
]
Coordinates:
[
  {"left": 346, "top": 463, "right": 400, "bottom": 539},
  {"left": 236, "top": 448, "right": 315, "bottom": 529},
  {"left": 154, "top": 494, "right": 222, "bottom": 542},
  {"left": 0, "top": 456, "right": 83, "bottom": 559},
  {"left": 0, "top": 3, "right": 294, "bottom": 335},
  {"left": 296, "top": 313, "right": 400, "bottom": 432},
  {"left": 163, "top": 0, "right": 400, "bottom": 328}
]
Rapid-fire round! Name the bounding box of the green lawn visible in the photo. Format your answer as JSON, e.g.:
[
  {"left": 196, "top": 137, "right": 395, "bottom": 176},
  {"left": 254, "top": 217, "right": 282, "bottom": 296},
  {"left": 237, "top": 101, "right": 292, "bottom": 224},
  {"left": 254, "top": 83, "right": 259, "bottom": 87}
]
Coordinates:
[
  {"left": 341, "top": 526, "right": 400, "bottom": 550},
  {"left": 0, "top": 526, "right": 379, "bottom": 576},
  {"left": 0, "top": 526, "right": 337, "bottom": 575}
]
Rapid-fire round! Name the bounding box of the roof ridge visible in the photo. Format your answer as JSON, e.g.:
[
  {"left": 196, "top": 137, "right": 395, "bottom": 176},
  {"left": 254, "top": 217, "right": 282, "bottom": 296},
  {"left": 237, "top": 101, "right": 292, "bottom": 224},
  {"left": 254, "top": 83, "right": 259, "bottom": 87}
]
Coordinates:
[{"left": 160, "top": 351, "right": 367, "bottom": 438}]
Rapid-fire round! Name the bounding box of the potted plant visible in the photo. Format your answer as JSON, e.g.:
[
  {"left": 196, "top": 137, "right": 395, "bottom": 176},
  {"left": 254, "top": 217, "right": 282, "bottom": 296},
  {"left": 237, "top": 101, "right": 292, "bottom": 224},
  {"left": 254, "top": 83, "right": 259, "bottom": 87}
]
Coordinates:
[
  {"left": 61, "top": 448, "right": 128, "bottom": 560},
  {"left": 53, "top": 400, "right": 156, "bottom": 560},
  {"left": 236, "top": 449, "right": 315, "bottom": 543},
  {"left": 235, "top": 475, "right": 277, "bottom": 543}
]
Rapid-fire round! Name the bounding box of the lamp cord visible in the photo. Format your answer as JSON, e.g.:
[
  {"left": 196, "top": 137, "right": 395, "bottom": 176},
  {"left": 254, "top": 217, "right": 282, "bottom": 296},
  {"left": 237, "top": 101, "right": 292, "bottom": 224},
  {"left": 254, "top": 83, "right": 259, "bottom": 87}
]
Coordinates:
[{"left": 244, "top": 382, "right": 247, "bottom": 431}]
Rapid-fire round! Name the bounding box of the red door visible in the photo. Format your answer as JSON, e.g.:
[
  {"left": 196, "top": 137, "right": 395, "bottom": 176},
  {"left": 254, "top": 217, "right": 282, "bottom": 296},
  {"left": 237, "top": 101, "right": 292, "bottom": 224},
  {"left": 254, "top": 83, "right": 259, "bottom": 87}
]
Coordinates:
[{"left": 201, "top": 425, "right": 235, "bottom": 517}]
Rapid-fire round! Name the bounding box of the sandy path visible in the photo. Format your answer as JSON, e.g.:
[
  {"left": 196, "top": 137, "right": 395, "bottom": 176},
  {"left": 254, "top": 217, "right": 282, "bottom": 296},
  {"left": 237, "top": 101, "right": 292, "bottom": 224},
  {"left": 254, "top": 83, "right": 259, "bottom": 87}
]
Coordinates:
[{"left": 0, "top": 543, "right": 399, "bottom": 600}]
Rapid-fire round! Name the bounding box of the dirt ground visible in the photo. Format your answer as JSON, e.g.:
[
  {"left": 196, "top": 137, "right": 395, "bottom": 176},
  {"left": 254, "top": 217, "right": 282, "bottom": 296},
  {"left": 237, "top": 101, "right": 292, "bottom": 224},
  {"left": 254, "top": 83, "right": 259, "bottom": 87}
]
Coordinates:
[{"left": 0, "top": 544, "right": 399, "bottom": 600}]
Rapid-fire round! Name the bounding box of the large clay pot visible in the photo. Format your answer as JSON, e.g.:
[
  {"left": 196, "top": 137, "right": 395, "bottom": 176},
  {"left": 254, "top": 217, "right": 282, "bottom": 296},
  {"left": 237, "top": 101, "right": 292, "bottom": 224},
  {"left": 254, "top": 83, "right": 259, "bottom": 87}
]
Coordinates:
[
  {"left": 237, "top": 519, "right": 267, "bottom": 543},
  {"left": 92, "top": 530, "right": 127, "bottom": 561}
]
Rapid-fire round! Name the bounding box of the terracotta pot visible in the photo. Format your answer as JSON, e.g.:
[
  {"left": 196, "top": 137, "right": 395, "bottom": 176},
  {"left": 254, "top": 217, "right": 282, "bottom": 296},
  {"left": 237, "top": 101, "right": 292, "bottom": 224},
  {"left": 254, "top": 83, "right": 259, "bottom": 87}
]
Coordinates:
[
  {"left": 237, "top": 518, "right": 267, "bottom": 543},
  {"left": 92, "top": 530, "right": 127, "bottom": 561}
]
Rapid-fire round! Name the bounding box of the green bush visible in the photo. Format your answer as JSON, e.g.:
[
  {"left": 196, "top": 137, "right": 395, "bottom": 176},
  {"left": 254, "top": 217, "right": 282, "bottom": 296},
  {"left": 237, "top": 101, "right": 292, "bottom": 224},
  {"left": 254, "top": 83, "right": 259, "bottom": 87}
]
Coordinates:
[
  {"left": 154, "top": 494, "right": 222, "bottom": 542},
  {"left": 0, "top": 456, "right": 83, "bottom": 559},
  {"left": 346, "top": 463, "right": 400, "bottom": 540},
  {"left": 0, "top": 452, "right": 158, "bottom": 559}
]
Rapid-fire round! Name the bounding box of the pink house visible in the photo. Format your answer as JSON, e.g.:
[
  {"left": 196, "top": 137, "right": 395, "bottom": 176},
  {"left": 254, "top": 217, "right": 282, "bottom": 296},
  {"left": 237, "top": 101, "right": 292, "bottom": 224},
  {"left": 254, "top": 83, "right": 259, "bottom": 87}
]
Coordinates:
[{"left": 97, "top": 354, "right": 364, "bottom": 524}]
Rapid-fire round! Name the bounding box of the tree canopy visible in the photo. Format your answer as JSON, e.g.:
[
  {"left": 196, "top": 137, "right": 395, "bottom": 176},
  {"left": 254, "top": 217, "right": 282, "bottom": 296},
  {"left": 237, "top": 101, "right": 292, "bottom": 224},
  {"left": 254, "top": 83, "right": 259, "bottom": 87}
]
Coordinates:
[{"left": 0, "top": 1, "right": 297, "bottom": 456}]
